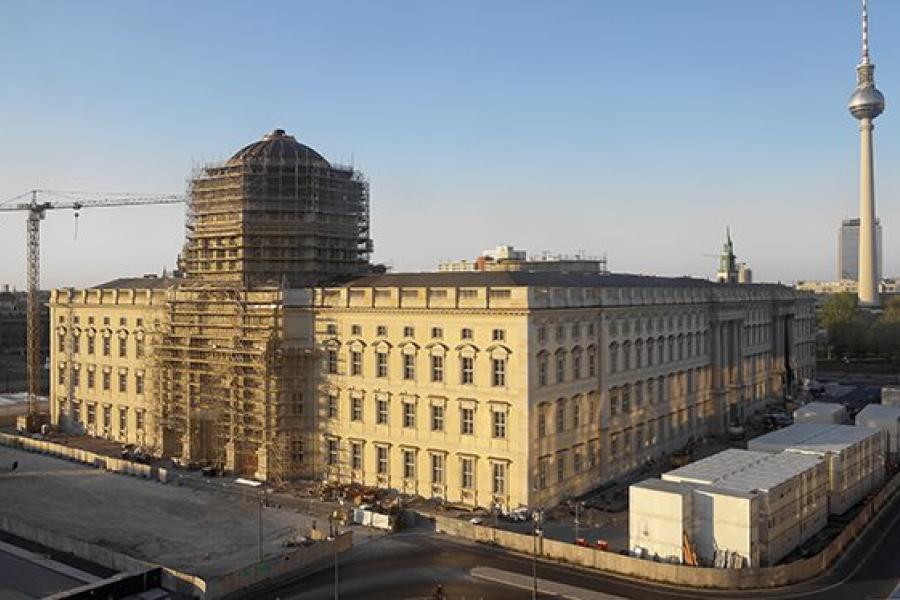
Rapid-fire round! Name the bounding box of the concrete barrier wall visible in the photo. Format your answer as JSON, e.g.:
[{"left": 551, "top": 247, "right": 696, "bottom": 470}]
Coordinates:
[
  {"left": 0, "top": 515, "right": 206, "bottom": 597},
  {"left": 432, "top": 470, "right": 900, "bottom": 590},
  {"left": 210, "top": 531, "right": 353, "bottom": 599},
  {"left": 0, "top": 433, "right": 162, "bottom": 483}
]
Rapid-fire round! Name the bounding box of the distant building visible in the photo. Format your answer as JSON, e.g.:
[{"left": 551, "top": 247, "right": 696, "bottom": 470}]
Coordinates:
[
  {"left": 716, "top": 228, "right": 752, "bottom": 284},
  {"left": 795, "top": 278, "right": 898, "bottom": 296},
  {"left": 838, "top": 218, "right": 882, "bottom": 282},
  {"left": 438, "top": 245, "right": 609, "bottom": 274},
  {"left": 0, "top": 286, "right": 49, "bottom": 393}
]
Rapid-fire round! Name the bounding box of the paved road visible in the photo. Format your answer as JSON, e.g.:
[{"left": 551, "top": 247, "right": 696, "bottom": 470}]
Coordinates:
[{"left": 254, "top": 480, "right": 900, "bottom": 600}]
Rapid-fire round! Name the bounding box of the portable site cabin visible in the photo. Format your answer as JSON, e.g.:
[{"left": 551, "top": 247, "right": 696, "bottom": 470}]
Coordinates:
[
  {"left": 748, "top": 423, "right": 885, "bottom": 515},
  {"left": 793, "top": 401, "right": 847, "bottom": 425},
  {"left": 855, "top": 404, "right": 900, "bottom": 459}
]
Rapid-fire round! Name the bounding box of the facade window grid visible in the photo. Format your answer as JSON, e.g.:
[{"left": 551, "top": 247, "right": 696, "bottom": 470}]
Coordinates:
[
  {"left": 403, "top": 450, "right": 416, "bottom": 479},
  {"left": 376, "top": 351, "right": 388, "bottom": 378},
  {"left": 376, "top": 446, "right": 388, "bottom": 474},
  {"left": 350, "top": 350, "right": 362, "bottom": 376},
  {"left": 402, "top": 402, "right": 416, "bottom": 428},
  {"left": 461, "top": 457, "right": 474, "bottom": 489},
  {"left": 492, "top": 328, "right": 505, "bottom": 341},
  {"left": 431, "top": 454, "right": 444, "bottom": 485},
  {"left": 461, "top": 356, "right": 474, "bottom": 385},
  {"left": 431, "top": 405, "right": 444, "bottom": 431},
  {"left": 351, "top": 397, "right": 363, "bottom": 421},
  {"left": 460, "top": 407, "right": 475, "bottom": 435},
  {"left": 492, "top": 462, "right": 507, "bottom": 495},
  {"left": 376, "top": 398, "right": 388, "bottom": 424},
  {"left": 492, "top": 358, "right": 506, "bottom": 387},
  {"left": 430, "top": 354, "right": 444, "bottom": 382},
  {"left": 403, "top": 353, "right": 416, "bottom": 380},
  {"left": 492, "top": 410, "right": 507, "bottom": 438}
]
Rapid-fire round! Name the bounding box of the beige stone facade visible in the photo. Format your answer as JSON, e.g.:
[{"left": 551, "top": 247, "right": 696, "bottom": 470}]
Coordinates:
[
  {"left": 50, "top": 284, "right": 169, "bottom": 451},
  {"left": 50, "top": 272, "right": 815, "bottom": 509}
]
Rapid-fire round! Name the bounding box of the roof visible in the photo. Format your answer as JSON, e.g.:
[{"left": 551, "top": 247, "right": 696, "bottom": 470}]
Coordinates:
[
  {"left": 794, "top": 401, "right": 846, "bottom": 418},
  {"left": 856, "top": 403, "right": 900, "bottom": 425},
  {"left": 662, "top": 449, "right": 772, "bottom": 485},
  {"left": 332, "top": 270, "right": 767, "bottom": 289},
  {"left": 714, "top": 452, "right": 823, "bottom": 494},
  {"left": 630, "top": 478, "right": 689, "bottom": 495},
  {"left": 94, "top": 276, "right": 181, "bottom": 290},
  {"left": 227, "top": 129, "right": 330, "bottom": 167},
  {"left": 748, "top": 423, "right": 879, "bottom": 455}
]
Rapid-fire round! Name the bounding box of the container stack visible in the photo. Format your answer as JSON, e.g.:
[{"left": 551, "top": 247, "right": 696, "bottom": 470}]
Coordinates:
[
  {"left": 793, "top": 401, "right": 847, "bottom": 424},
  {"left": 855, "top": 404, "right": 900, "bottom": 460}
]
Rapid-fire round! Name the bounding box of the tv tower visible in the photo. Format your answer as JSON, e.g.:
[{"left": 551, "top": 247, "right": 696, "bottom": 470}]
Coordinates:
[{"left": 848, "top": 0, "right": 885, "bottom": 307}]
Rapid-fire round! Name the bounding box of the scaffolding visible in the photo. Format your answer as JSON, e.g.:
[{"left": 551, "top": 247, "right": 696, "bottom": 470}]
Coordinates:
[{"left": 179, "top": 129, "right": 372, "bottom": 288}]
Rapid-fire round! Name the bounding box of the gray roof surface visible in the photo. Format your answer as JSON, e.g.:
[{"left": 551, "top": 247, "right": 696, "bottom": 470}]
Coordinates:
[
  {"left": 748, "top": 423, "right": 879, "bottom": 454},
  {"left": 94, "top": 276, "right": 181, "bottom": 290},
  {"left": 662, "top": 449, "right": 772, "bottom": 485},
  {"left": 333, "top": 271, "right": 783, "bottom": 289}
]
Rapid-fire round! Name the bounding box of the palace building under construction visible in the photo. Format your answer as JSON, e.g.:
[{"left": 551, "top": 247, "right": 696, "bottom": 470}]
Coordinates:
[{"left": 49, "top": 130, "right": 816, "bottom": 508}]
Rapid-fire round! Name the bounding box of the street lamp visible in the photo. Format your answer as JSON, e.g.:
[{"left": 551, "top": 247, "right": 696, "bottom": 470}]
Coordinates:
[
  {"left": 531, "top": 508, "right": 544, "bottom": 600},
  {"left": 573, "top": 501, "right": 585, "bottom": 543}
]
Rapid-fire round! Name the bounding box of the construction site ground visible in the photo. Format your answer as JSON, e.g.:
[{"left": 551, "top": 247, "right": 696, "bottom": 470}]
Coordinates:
[{"left": 0, "top": 444, "right": 386, "bottom": 579}]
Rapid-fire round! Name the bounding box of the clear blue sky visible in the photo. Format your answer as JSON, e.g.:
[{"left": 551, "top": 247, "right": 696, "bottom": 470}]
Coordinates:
[{"left": 0, "top": 0, "right": 897, "bottom": 288}]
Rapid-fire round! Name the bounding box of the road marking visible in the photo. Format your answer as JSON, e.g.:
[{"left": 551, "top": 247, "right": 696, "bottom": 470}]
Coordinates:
[{"left": 472, "top": 566, "right": 629, "bottom": 599}]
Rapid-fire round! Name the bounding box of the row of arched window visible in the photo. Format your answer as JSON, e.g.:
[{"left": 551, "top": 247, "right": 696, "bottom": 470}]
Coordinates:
[
  {"left": 536, "top": 345, "right": 597, "bottom": 386},
  {"left": 608, "top": 332, "right": 707, "bottom": 374}
]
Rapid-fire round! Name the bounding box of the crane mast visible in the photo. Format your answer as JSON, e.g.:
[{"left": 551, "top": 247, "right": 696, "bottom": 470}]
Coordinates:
[{"left": 0, "top": 189, "right": 185, "bottom": 431}]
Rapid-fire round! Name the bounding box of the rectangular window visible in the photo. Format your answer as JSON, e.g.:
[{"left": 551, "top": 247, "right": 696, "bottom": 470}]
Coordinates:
[
  {"left": 431, "top": 327, "right": 443, "bottom": 339},
  {"left": 461, "top": 328, "right": 473, "bottom": 340},
  {"left": 403, "top": 354, "right": 416, "bottom": 380},
  {"left": 403, "top": 450, "right": 416, "bottom": 479},
  {"left": 538, "top": 356, "right": 547, "bottom": 386},
  {"left": 377, "top": 446, "right": 389, "bottom": 475},
  {"left": 135, "top": 373, "right": 144, "bottom": 395},
  {"left": 539, "top": 458, "right": 548, "bottom": 489},
  {"left": 72, "top": 335, "right": 80, "bottom": 354},
  {"left": 572, "top": 402, "right": 580, "bottom": 428},
  {"left": 327, "top": 394, "right": 338, "bottom": 419},
  {"left": 492, "top": 463, "right": 507, "bottom": 495},
  {"left": 376, "top": 352, "right": 388, "bottom": 378},
  {"left": 376, "top": 398, "right": 388, "bottom": 424},
  {"left": 376, "top": 325, "right": 387, "bottom": 337},
  {"left": 350, "top": 350, "right": 362, "bottom": 376},
  {"left": 72, "top": 401, "right": 81, "bottom": 423},
  {"left": 102, "top": 337, "right": 110, "bottom": 356},
  {"left": 403, "top": 402, "right": 416, "bottom": 428},
  {"left": 87, "top": 370, "right": 95, "bottom": 389},
  {"left": 538, "top": 327, "right": 546, "bottom": 344},
  {"left": 461, "top": 356, "right": 474, "bottom": 384},
  {"left": 293, "top": 440, "right": 304, "bottom": 463},
  {"left": 327, "top": 349, "right": 338, "bottom": 374},
  {"left": 492, "top": 410, "right": 507, "bottom": 439},
  {"left": 327, "top": 439, "right": 339, "bottom": 465},
  {"left": 326, "top": 323, "right": 338, "bottom": 335},
  {"left": 460, "top": 407, "right": 475, "bottom": 435},
  {"left": 72, "top": 368, "right": 80, "bottom": 387},
  {"left": 87, "top": 403, "right": 96, "bottom": 426},
  {"left": 118, "top": 372, "right": 127, "bottom": 393},
  {"left": 491, "top": 358, "right": 506, "bottom": 387},
  {"left": 102, "top": 371, "right": 110, "bottom": 391},
  {"left": 135, "top": 409, "right": 145, "bottom": 431},
  {"left": 351, "top": 324, "right": 362, "bottom": 336},
  {"left": 103, "top": 405, "right": 111, "bottom": 429},
  {"left": 556, "top": 403, "right": 565, "bottom": 432},
  {"left": 430, "top": 355, "right": 444, "bottom": 382},
  {"left": 492, "top": 328, "right": 505, "bottom": 341},
  {"left": 431, "top": 405, "right": 444, "bottom": 431},
  {"left": 118, "top": 338, "right": 127, "bottom": 358},
  {"left": 538, "top": 410, "right": 547, "bottom": 437},
  {"left": 573, "top": 353, "right": 582, "bottom": 379},
  {"left": 58, "top": 366, "right": 66, "bottom": 386},
  {"left": 431, "top": 454, "right": 444, "bottom": 485},
  {"left": 557, "top": 452, "right": 565, "bottom": 481},
  {"left": 119, "top": 407, "right": 127, "bottom": 432},
  {"left": 556, "top": 354, "right": 565, "bottom": 383},
  {"left": 574, "top": 449, "right": 583, "bottom": 473},
  {"left": 58, "top": 332, "right": 65, "bottom": 352},
  {"left": 135, "top": 338, "right": 144, "bottom": 358},
  {"left": 351, "top": 442, "right": 363, "bottom": 471},
  {"left": 403, "top": 326, "right": 415, "bottom": 338},
  {"left": 87, "top": 336, "right": 95, "bottom": 355},
  {"left": 351, "top": 397, "right": 363, "bottom": 421},
  {"left": 622, "top": 386, "right": 631, "bottom": 413},
  {"left": 461, "top": 457, "right": 474, "bottom": 489}
]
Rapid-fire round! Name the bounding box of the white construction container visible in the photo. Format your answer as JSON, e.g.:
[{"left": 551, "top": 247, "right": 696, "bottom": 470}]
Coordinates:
[
  {"left": 690, "top": 486, "right": 759, "bottom": 567},
  {"left": 793, "top": 401, "right": 847, "bottom": 424},
  {"left": 748, "top": 423, "right": 885, "bottom": 515},
  {"left": 882, "top": 387, "right": 900, "bottom": 407},
  {"left": 662, "top": 449, "right": 772, "bottom": 485},
  {"left": 713, "top": 452, "right": 828, "bottom": 565},
  {"left": 629, "top": 478, "right": 691, "bottom": 563},
  {"left": 855, "top": 404, "right": 900, "bottom": 459}
]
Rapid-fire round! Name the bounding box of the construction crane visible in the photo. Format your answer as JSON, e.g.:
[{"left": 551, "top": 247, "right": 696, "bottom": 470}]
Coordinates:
[{"left": 0, "top": 189, "right": 185, "bottom": 430}]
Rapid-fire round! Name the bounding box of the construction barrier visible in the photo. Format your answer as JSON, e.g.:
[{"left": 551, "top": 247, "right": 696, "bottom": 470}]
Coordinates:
[
  {"left": 0, "top": 433, "right": 166, "bottom": 484},
  {"left": 431, "top": 471, "right": 900, "bottom": 590},
  {"left": 351, "top": 508, "right": 392, "bottom": 530}
]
